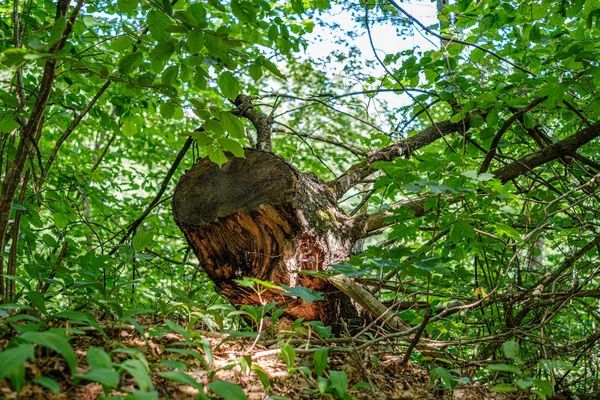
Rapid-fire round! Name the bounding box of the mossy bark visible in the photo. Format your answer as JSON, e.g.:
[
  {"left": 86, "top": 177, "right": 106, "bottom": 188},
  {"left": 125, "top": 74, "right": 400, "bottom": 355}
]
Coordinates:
[{"left": 172, "top": 149, "right": 363, "bottom": 326}]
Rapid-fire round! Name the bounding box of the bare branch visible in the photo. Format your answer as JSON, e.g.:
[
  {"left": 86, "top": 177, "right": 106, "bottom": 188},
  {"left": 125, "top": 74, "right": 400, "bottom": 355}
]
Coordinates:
[
  {"left": 331, "top": 117, "right": 473, "bottom": 199},
  {"left": 494, "top": 120, "right": 600, "bottom": 183},
  {"left": 234, "top": 95, "right": 272, "bottom": 152}
]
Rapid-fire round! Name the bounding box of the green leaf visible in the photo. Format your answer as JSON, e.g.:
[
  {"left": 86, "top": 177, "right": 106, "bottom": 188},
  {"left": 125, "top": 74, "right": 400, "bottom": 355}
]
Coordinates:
[
  {"left": 469, "top": 114, "right": 485, "bottom": 128},
  {"left": 486, "top": 363, "right": 523, "bottom": 376},
  {"left": 118, "top": 52, "right": 143, "bottom": 75},
  {"left": 161, "top": 65, "right": 179, "bottom": 86},
  {"left": 20, "top": 331, "right": 76, "bottom": 374},
  {"left": 218, "top": 137, "right": 245, "bottom": 158},
  {"left": 523, "top": 113, "right": 536, "bottom": 129},
  {"left": 186, "top": 30, "right": 204, "bottom": 53},
  {"left": 1, "top": 48, "right": 30, "bottom": 69},
  {"left": 220, "top": 112, "right": 245, "bottom": 139},
  {"left": 112, "top": 36, "right": 133, "bottom": 51},
  {"left": 87, "top": 347, "right": 113, "bottom": 370},
  {"left": 204, "top": 119, "right": 226, "bottom": 136},
  {"left": 251, "top": 365, "right": 270, "bottom": 391},
  {"left": 159, "top": 370, "right": 204, "bottom": 391},
  {"left": 150, "top": 42, "right": 175, "bottom": 62},
  {"left": 34, "top": 376, "right": 61, "bottom": 393},
  {"left": 130, "top": 391, "right": 159, "bottom": 400},
  {"left": 80, "top": 368, "right": 120, "bottom": 389},
  {"left": 313, "top": 349, "right": 328, "bottom": 376},
  {"left": 147, "top": 10, "right": 172, "bottom": 42},
  {"left": 0, "top": 113, "right": 20, "bottom": 133},
  {"left": 160, "top": 102, "right": 175, "bottom": 119},
  {"left": 0, "top": 344, "right": 35, "bottom": 380},
  {"left": 515, "top": 379, "right": 534, "bottom": 389},
  {"left": 248, "top": 64, "right": 263, "bottom": 81},
  {"left": 281, "top": 285, "right": 324, "bottom": 303},
  {"left": 308, "top": 321, "right": 332, "bottom": 339},
  {"left": 280, "top": 344, "right": 296, "bottom": 370},
  {"left": 231, "top": 0, "right": 257, "bottom": 23},
  {"left": 27, "top": 290, "right": 47, "bottom": 314},
  {"left": 328, "top": 370, "right": 348, "bottom": 396},
  {"left": 317, "top": 376, "right": 330, "bottom": 393},
  {"left": 430, "top": 366, "right": 456, "bottom": 390},
  {"left": 533, "top": 379, "right": 553, "bottom": 395},
  {"left": 502, "top": 340, "right": 520, "bottom": 359},
  {"left": 164, "top": 319, "right": 190, "bottom": 341},
  {"left": 122, "top": 120, "right": 138, "bottom": 137},
  {"left": 291, "top": 0, "right": 304, "bottom": 13},
  {"left": 490, "top": 383, "right": 518, "bottom": 392},
  {"left": 218, "top": 71, "right": 240, "bottom": 99},
  {"left": 166, "top": 348, "right": 207, "bottom": 366},
  {"left": 121, "top": 359, "right": 153, "bottom": 392},
  {"left": 314, "top": 0, "right": 330, "bottom": 10},
  {"left": 118, "top": 0, "right": 139, "bottom": 13},
  {"left": 208, "top": 380, "right": 248, "bottom": 400}
]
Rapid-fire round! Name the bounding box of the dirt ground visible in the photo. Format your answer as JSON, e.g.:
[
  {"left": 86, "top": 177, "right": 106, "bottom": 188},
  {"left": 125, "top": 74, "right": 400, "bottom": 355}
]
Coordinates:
[{"left": 0, "top": 323, "right": 581, "bottom": 399}]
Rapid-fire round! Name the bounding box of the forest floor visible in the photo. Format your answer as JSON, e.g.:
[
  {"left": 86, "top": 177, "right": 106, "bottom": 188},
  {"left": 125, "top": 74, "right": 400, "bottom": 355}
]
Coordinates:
[{"left": 0, "top": 320, "right": 582, "bottom": 400}]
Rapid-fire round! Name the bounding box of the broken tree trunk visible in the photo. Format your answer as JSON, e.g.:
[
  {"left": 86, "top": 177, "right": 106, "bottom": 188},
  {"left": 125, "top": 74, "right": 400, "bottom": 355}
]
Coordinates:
[{"left": 172, "top": 149, "right": 366, "bottom": 326}]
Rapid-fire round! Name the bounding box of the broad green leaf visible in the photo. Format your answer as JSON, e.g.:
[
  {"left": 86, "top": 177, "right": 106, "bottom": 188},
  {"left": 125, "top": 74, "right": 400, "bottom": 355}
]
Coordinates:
[
  {"left": 20, "top": 331, "right": 76, "bottom": 374},
  {"left": 147, "top": 10, "right": 172, "bottom": 42},
  {"left": 469, "top": 114, "right": 485, "bottom": 128},
  {"left": 204, "top": 119, "right": 226, "bottom": 136},
  {"left": 523, "top": 113, "right": 536, "bottom": 129},
  {"left": 281, "top": 285, "right": 324, "bottom": 303},
  {"left": 218, "top": 137, "right": 245, "bottom": 158},
  {"left": 251, "top": 365, "right": 270, "bottom": 391},
  {"left": 291, "top": 0, "right": 304, "bottom": 13},
  {"left": 317, "top": 376, "right": 330, "bottom": 393},
  {"left": 121, "top": 359, "right": 153, "bottom": 392},
  {"left": 430, "top": 366, "right": 456, "bottom": 390},
  {"left": 308, "top": 321, "right": 332, "bottom": 339},
  {"left": 161, "top": 65, "right": 179, "bottom": 86},
  {"left": 112, "top": 36, "right": 133, "bottom": 51},
  {"left": 34, "top": 376, "right": 61, "bottom": 393},
  {"left": 118, "top": 52, "right": 143, "bottom": 75},
  {"left": 248, "top": 64, "right": 263, "bottom": 81},
  {"left": 160, "top": 102, "right": 176, "bottom": 119},
  {"left": 208, "top": 380, "right": 247, "bottom": 400},
  {"left": 490, "top": 383, "right": 518, "bottom": 392},
  {"left": 220, "top": 112, "right": 245, "bottom": 139},
  {"left": 1, "top": 48, "right": 30, "bottom": 69},
  {"left": 0, "top": 344, "right": 35, "bottom": 380},
  {"left": 150, "top": 42, "right": 175, "bottom": 62},
  {"left": 231, "top": 0, "right": 257, "bottom": 23},
  {"left": 118, "top": 0, "right": 138, "bottom": 13},
  {"left": 87, "top": 347, "right": 113, "bottom": 370},
  {"left": 122, "top": 120, "right": 138, "bottom": 137},
  {"left": 166, "top": 348, "right": 207, "bottom": 366},
  {"left": 132, "top": 230, "right": 153, "bottom": 251},
  {"left": 80, "top": 368, "right": 120, "bottom": 389},
  {"left": 313, "top": 349, "right": 328, "bottom": 376},
  {"left": 486, "top": 363, "right": 523, "bottom": 376},
  {"left": 159, "top": 370, "right": 204, "bottom": 391},
  {"left": 328, "top": 370, "right": 348, "bottom": 396},
  {"left": 164, "top": 319, "right": 190, "bottom": 341},
  {"left": 502, "top": 340, "right": 520, "bottom": 359},
  {"left": 0, "top": 113, "right": 20, "bottom": 133},
  {"left": 218, "top": 71, "right": 240, "bottom": 99},
  {"left": 280, "top": 344, "right": 296, "bottom": 370},
  {"left": 186, "top": 30, "right": 204, "bottom": 53}
]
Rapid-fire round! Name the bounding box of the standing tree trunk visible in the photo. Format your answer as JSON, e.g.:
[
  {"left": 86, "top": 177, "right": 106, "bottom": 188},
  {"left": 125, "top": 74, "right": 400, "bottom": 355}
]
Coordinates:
[{"left": 172, "top": 149, "right": 365, "bottom": 326}]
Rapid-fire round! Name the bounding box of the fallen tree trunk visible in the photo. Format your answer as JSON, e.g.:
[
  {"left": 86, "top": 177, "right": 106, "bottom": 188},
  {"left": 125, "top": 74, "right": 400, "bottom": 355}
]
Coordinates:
[{"left": 172, "top": 149, "right": 366, "bottom": 326}]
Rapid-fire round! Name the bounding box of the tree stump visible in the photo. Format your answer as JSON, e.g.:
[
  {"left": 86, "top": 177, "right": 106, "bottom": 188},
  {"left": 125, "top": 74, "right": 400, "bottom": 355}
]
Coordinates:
[{"left": 172, "top": 149, "right": 363, "bottom": 326}]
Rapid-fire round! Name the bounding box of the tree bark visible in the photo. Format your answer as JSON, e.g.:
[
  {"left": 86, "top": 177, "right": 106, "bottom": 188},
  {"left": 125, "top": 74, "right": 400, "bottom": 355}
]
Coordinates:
[{"left": 173, "top": 149, "right": 367, "bottom": 326}]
